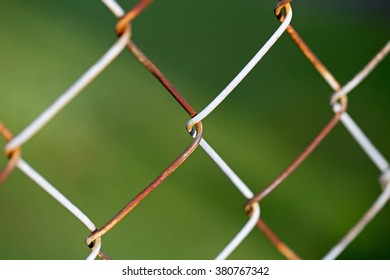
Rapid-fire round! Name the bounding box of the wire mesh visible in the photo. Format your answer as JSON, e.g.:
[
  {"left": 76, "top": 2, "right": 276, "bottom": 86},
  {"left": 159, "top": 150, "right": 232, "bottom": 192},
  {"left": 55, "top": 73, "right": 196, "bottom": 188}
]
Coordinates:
[{"left": 0, "top": 0, "right": 389, "bottom": 259}]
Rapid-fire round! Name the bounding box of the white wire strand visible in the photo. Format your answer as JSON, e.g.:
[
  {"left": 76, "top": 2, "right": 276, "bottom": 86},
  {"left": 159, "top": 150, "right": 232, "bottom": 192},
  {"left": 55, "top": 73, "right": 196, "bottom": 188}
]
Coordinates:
[
  {"left": 5, "top": 28, "right": 131, "bottom": 152},
  {"left": 101, "top": 0, "right": 125, "bottom": 17},
  {"left": 16, "top": 159, "right": 96, "bottom": 231},
  {"left": 333, "top": 105, "right": 389, "bottom": 172},
  {"left": 186, "top": 7, "right": 293, "bottom": 130},
  {"left": 324, "top": 44, "right": 390, "bottom": 258},
  {"left": 323, "top": 109, "right": 390, "bottom": 259},
  {"left": 330, "top": 41, "right": 390, "bottom": 104},
  {"left": 199, "top": 138, "right": 254, "bottom": 199},
  {"left": 3, "top": 0, "right": 131, "bottom": 260},
  {"left": 16, "top": 158, "right": 99, "bottom": 259},
  {"left": 1, "top": 0, "right": 387, "bottom": 261},
  {"left": 185, "top": 10, "right": 294, "bottom": 257},
  {"left": 330, "top": 40, "right": 390, "bottom": 172},
  {"left": 184, "top": 7, "right": 293, "bottom": 259},
  {"left": 86, "top": 238, "right": 102, "bottom": 260},
  {"left": 190, "top": 134, "right": 260, "bottom": 259},
  {"left": 323, "top": 180, "right": 390, "bottom": 260},
  {"left": 340, "top": 111, "right": 389, "bottom": 172},
  {"left": 216, "top": 204, "right": 260, "bottom": 260},
  {"left": 320, "top": 105, "right": 389, "bottom": 260}
]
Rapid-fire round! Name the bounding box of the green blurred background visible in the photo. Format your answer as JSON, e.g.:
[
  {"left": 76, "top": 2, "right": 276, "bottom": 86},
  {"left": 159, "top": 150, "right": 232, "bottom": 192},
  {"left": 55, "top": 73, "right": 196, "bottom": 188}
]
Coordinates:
[{"left": 0, "top": 0, "right": 389, "bottom": 260}]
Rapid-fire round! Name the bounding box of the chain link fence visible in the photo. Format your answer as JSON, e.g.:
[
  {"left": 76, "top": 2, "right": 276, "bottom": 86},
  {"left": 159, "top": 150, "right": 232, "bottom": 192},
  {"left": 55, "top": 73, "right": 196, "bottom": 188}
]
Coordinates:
[{"left": 0, "top": 0, "right": 389, "bottom": 259}]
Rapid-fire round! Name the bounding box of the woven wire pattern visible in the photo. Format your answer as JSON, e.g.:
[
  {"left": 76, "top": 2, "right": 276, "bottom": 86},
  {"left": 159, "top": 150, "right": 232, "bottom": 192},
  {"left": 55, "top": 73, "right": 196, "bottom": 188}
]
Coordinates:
[{"left": 0, "top": 0, "right": 389, "bottom": 259}]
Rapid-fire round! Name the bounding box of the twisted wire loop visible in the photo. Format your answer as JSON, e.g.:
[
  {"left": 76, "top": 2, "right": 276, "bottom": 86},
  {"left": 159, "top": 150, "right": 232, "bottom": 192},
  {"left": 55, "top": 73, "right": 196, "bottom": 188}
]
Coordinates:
[
  {"left": 0, "top": 123, "right": 21, "bottom": 186},
  {"left": 1, "top": 0, "right": 388, "bottom": 260},
  {"left": 116, "top": 5, "right": 258, "bottom": 259},
  {"left": 85, "top": 122, "right": 203, "bottom": 247},
  {"left": 244, "top": 1, "right": 389, "bottom": 260},
  {"left": 380, "top": 170, "right": 390, "bottom": 191},
  {"left": 188, "top": 0, "right": 293, "bottom": 259},
  {"left": 85, "top": 0, "right": 204, "bottom": 250},
  {"left": 115, "top": 0, "right": 152, "bottom": 36},
  {"left": 186, "top": 0, "right": 293, "bottom": 133},
  {"left": 237, "top": 0, "right": 344, "bottom": 259},
  {"left": 243, "top": 110, "right": 343, "bottom": 259},
  {"left": 125, "top": 41, "right": 197, "bottom": 118},
  {"left": 12, "top": 158, "right": 104, "bottom": 259},
  {"left": 96, "top": 0, "right": 291, "bottom": 260},
  {"left": 288, "top": 38, "right": 390, "bottom": 260},
  {"left": 0, "top": 0, "right": 139, "bottom": 260},
  {"left": 330, "top": 41, "right": 390, "bottom": 105}
]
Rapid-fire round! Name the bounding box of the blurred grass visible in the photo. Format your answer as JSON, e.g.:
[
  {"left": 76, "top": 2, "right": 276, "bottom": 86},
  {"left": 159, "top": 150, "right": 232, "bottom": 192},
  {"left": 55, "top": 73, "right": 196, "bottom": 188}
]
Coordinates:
[{"left": 0, "top": 0, "right": 389, "bottom": 259}]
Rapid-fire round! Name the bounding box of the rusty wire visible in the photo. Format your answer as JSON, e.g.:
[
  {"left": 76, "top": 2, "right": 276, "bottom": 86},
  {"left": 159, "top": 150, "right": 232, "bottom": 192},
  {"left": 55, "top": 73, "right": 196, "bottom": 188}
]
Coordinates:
[
  {"left": 245, "top": 112, "right": 344, "bottom": 208},
  {"left": 256, "top": 219, "right": 301, "bottom": 260},
  {"left": 0, "top": 123, "right": 21, "bottom": 186},
  {"left": 85, "top": 0, "right": 203, "bottom": 251},
  {"left": 0, "top": 0, "right": 388, "bottom": 260},
  {"left": 243, "top": 113, "right": 343, "bottom": 259},
  {"left": 240, "top": 0, "right": 348, "bottom": 259},
  {"left": 244, "top": 0, "right": 390, "bottom": 260},
  {"left": 246, "top": 1, "right": 343, "bottom": 207},
  {"left": 100, "top": 0, "right": 344, "bottom": 260},
  {"left": 85, "top": 124, "right": 202, "bottom": 248}
]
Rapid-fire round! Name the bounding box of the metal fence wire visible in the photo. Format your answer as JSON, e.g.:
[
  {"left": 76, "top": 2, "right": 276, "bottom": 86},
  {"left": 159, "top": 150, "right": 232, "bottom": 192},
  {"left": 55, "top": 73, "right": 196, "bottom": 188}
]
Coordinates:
[{"left": 0, "top": 0, "right": 389, "bottom": 259}]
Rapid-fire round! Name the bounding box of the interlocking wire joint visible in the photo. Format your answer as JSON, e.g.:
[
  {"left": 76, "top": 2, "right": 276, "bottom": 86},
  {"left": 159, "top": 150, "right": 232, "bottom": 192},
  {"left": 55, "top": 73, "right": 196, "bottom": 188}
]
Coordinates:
[
  {"left": 0, "top": 123, "right": 21, "bottom": 185},
  {"left": 0, "top": 0, "right": 388, "bottom": 260}
]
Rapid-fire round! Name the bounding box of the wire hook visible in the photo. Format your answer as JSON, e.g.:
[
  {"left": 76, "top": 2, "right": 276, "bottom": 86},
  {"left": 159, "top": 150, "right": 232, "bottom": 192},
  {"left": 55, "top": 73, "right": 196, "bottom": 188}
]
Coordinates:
[
  {"left": 115, "top": 0, "right": 152, "bottom": 36},
  {"left": 274, "top": 0, "right": 292, "bottom": 22}
]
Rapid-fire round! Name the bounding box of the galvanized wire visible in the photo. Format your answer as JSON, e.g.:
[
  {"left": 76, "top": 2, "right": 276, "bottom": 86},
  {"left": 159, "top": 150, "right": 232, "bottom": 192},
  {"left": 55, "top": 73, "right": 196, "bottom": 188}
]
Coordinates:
[{"left": 0, "top": 0, "right": 389, "bottom": 260}]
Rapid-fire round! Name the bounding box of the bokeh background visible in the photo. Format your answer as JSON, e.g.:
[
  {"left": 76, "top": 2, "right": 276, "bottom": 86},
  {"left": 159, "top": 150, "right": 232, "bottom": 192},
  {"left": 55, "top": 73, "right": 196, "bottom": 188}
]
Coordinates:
[{"left": 0, "top": 0, "right": 389, "bottom": 260}]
